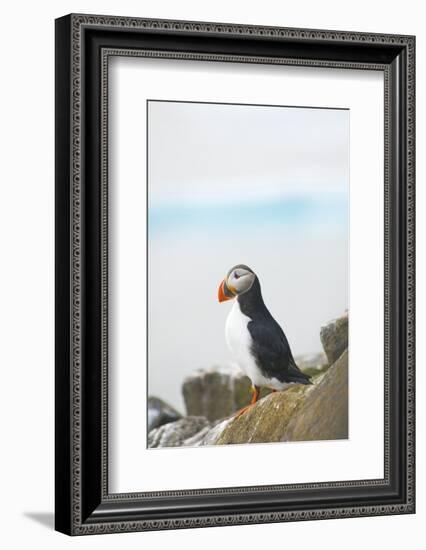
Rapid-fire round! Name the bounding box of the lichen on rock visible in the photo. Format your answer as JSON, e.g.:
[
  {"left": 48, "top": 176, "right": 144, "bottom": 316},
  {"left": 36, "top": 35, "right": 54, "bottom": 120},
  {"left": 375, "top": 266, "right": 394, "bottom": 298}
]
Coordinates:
[
  {"left": 281, "top": 350, "right": 348, "bottom": 442},
  {"left": 215, "top": 350, "right": 348, "bottom": 445},
  {"left": 216, "top": 385, "right": 311, "bottom": 445}
]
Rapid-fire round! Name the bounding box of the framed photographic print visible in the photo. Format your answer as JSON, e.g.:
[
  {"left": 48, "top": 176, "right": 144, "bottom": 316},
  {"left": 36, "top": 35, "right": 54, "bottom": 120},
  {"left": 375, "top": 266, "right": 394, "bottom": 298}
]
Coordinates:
[{"left": 55, "top": 14, "right": 415, "bottom": 535}]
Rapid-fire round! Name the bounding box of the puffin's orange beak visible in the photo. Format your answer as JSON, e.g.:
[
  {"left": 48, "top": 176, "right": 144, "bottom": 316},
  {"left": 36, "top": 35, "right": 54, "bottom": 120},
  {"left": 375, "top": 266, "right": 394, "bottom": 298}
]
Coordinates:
[{"left": 218, "top": 279, "right": 233, "bottom": 303}]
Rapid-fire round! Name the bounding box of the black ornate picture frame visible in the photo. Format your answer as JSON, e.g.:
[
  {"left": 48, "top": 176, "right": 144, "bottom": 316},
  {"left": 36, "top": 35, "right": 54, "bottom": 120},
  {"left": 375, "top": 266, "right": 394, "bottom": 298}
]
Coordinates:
[{"left": 55, "top": 14, "right": 415, "bottom": 535}]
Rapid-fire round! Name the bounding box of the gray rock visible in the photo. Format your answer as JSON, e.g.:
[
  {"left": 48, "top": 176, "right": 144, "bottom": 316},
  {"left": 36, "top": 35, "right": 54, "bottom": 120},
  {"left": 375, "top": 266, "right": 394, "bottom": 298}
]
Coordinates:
[
  {"left": 181, "top": 424, "right": 215, "bottom": 447},
  {"left": 185, "top": 418, "right": 233, "bottom": 446},
  {"left": 320, "top": 313, "right": 349, "bottom": 365},
  {"left": 182, "top": 365, "right": 253, "bottom": 421},
  {"left": 150, "top": 351, "right": 348, "bottom": 448},
  {"left": 281, "top": 350, "right": 348, "bottom": 441},
  {"left": 147, "top": 396, "right": 182, "bottom": 433},
  {"left": 215, "top": 385, "right": 310, "bottom": 445},
  {"left": 148, "top": 416, "right": 210, "bottom": 448},
  {"left": 215, "top": 350, "right": 348, "bottom": 445}
]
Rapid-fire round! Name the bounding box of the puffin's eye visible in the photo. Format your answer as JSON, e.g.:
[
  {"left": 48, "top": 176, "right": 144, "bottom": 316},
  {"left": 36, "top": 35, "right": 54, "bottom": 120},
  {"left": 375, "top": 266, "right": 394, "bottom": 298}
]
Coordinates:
[{"left": 234, "top": 271, "right": 240, "bottom": 279}]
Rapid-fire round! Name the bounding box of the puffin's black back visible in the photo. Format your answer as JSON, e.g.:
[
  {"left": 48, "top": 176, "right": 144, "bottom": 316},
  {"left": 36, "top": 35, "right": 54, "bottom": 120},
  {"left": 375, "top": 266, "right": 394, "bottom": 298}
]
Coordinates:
[{"left": 238, "top": 276, "right": 312, "bottom": 385}]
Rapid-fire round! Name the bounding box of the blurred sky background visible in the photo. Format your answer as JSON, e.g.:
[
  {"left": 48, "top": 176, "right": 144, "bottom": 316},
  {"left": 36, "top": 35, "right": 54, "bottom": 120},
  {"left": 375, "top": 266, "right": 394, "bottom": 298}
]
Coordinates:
[{"left": 148, "top": 101, "right": 349, "bottom": 412}]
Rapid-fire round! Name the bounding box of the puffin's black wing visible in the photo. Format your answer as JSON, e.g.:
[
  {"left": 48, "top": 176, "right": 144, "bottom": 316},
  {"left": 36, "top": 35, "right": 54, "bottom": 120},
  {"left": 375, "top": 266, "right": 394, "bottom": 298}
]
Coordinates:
[{"left": 247, "top": 318, "right": 312, "bottom": 385}]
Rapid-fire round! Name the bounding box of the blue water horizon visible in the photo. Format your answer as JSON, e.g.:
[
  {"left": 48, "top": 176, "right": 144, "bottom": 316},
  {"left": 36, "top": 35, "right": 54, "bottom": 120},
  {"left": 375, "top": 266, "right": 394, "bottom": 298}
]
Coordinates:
[{"left": 149, "top": 193, "right": 348, "bottom": 237}]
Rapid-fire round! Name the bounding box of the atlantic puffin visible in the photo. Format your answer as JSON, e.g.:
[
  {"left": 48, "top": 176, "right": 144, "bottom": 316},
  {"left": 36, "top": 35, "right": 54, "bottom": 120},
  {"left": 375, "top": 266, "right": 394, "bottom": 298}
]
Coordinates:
[{"left": 218, "top": 264, "right": 312, "bottom": 417}]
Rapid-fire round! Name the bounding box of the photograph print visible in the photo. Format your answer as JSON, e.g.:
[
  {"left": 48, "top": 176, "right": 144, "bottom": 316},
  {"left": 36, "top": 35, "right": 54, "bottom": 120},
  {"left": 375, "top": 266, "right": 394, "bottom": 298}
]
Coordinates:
[{"left": 147, "top": 100, "right": 349, "bottom": 449}]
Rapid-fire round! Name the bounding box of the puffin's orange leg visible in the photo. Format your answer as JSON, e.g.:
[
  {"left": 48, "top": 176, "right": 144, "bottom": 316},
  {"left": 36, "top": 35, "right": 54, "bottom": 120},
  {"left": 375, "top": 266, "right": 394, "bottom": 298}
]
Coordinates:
[
  {"left": 234, "top": 386, "right": 260, "bottom": 418},
  {"left": 250, "top": 386, "right": 260, "bottom": 405}
]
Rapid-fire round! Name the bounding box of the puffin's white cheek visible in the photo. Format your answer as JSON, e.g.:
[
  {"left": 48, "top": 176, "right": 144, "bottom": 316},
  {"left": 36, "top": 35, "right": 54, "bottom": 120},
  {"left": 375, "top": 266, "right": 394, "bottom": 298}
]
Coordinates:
[
  {"left": 228, "top": 275, "right": 241, "bottom": 293},
  {"left": 234, "top": 275, "right": 252, "bottom": 293},
  {"left": 234, "top": 279, "right": 244, "bottom": 293}
]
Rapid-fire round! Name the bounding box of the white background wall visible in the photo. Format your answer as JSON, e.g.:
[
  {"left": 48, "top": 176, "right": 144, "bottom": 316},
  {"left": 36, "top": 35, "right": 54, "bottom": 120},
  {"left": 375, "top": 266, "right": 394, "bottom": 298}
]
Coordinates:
[{"left": 0, "top": 0, "right": 423, "bottom": 548}]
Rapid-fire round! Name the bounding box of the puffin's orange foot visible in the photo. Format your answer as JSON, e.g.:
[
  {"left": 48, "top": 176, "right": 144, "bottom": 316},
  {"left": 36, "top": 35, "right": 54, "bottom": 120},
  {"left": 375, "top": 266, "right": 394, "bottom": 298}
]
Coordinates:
[
  {"left": 234, "top": 385, "right": 260, "bottom": 419},
  {"left": 234, "top": 404, "right": 254, "bottom": 419}
]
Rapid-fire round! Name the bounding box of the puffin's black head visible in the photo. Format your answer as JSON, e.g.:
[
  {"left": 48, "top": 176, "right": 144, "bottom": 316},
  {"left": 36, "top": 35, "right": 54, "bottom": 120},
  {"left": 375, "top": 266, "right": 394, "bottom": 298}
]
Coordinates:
[{"left": 218, "top": 264, "right": 257, "bottom": 303}]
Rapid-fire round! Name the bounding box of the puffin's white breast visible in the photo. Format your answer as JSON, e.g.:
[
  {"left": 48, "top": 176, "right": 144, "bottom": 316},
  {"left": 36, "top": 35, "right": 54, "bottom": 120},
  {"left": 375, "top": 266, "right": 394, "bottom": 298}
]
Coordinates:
[{"left": 225, "top": 300, "right": 253, "bottom": 368}]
